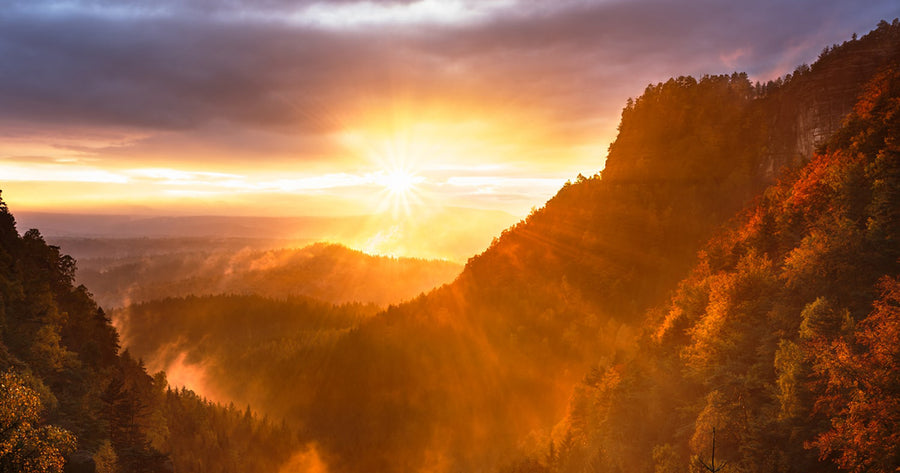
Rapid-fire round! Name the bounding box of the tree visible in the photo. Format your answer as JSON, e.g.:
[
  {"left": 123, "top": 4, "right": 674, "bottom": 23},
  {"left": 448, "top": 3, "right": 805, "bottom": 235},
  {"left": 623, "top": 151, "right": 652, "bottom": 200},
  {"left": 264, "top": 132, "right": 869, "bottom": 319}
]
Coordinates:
[
  {"left": 697, "top": 427, "right": 728, "bottom": 472},
  {"left": 0, "top": 371, "right": 75, "bottom": 473},
  {"left": 810, "top": 277, "right": 900, "bottom": 472},
  {"left": 101, "top": 374, "right": 155, "bottom": 473},
  {"left": 93, "top": 440, "right": 118, "bottom": 473}
]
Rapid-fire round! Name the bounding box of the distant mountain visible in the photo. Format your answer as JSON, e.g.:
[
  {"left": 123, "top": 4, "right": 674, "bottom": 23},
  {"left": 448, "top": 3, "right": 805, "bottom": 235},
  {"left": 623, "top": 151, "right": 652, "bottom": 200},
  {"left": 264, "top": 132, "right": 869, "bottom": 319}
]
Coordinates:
[
  {"left": 15, "top": 212, "right": 362, "bottom": 240},
  {"left": 66, "top": 240, "right": 461, "bottom": 308},
  {"left": 17, "top": 205, "right": 520, "bottom": 261},
  {"left": 116, "top": 19, "right": 900, "bottom": 473}
]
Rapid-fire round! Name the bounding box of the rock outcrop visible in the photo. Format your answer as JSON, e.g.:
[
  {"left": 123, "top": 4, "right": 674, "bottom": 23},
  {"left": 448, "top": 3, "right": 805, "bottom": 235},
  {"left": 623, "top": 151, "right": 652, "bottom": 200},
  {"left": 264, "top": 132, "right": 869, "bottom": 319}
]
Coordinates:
[{"left": 761, "top": 19, "right": 900, "bottom": 178}]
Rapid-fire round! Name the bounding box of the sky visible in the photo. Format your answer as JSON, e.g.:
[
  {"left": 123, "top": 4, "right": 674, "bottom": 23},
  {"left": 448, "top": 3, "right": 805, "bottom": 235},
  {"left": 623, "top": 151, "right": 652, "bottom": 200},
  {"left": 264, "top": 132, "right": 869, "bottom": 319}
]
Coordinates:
[{"left": 1, "top": 0, "right": 898, "bottom": 256}]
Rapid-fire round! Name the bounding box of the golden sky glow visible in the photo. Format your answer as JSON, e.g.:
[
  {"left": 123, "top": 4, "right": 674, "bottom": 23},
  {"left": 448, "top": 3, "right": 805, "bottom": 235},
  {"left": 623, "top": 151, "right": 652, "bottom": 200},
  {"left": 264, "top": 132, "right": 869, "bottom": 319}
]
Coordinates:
[
  {"left": 0, "top": 112, "right": 585, "bottom": 217},
  {"left": 1, "top": 0, "right": 892, "bottom": 259}
]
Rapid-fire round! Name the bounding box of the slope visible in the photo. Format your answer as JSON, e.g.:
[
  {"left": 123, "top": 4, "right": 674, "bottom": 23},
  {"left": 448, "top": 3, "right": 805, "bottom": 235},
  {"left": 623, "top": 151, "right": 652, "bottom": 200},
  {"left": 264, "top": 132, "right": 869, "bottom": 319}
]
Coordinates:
[
  {"left": 539, "top": 20, "right": 900, "bottom": 473},
  {"left": 293, "top": 20, "right": 900, "bottom": 473},
  {"left": 0, "top": 196, "right": 305, "bottom": 472},
  {"left": 116, "top": 19, "right": 900, "bottom": 473}
]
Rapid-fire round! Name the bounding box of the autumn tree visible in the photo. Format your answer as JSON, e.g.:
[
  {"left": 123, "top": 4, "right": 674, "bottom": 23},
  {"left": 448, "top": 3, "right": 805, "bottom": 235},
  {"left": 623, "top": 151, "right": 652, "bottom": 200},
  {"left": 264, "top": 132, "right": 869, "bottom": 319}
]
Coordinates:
[
  {"left": 0, "top": 371, "right": 75, "bottom": 473},
  {"left": 809, "top": 277, "right": 900, "bottom": 472}
]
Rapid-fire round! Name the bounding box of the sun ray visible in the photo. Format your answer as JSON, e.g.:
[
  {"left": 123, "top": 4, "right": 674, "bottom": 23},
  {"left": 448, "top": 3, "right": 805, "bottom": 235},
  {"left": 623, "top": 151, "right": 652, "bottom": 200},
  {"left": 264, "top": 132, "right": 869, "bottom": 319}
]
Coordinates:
[{"left": 376, "top": 166, "right": 424, "bottom": 219}]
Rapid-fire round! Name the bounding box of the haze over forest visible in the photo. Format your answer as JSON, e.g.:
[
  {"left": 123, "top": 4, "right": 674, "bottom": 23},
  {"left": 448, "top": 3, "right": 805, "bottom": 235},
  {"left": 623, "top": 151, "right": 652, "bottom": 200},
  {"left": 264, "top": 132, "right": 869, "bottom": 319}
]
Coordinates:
[{"left": 1, "top": 2, "right": 900, "bottom": 473}]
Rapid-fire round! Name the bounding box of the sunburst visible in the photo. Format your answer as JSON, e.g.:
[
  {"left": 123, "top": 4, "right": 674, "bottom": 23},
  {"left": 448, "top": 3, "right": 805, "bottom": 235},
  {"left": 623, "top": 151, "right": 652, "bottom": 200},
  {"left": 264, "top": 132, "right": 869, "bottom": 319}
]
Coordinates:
[
  {"left": 383, "top": 169, "right": 418, "bottom": 196},
  {"left": 377, "top": 166, "right": 424, "bottom": 218}
]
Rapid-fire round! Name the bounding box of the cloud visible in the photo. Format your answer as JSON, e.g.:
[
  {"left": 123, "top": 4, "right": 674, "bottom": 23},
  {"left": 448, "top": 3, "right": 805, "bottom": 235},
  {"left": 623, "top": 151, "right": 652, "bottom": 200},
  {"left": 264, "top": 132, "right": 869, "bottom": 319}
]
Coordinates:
[
  {"left": 0, "top": 161, "right": 129, "bottom": 183},
  {"left": 1, "top": 0, "right": 896, "bottom": 196}
]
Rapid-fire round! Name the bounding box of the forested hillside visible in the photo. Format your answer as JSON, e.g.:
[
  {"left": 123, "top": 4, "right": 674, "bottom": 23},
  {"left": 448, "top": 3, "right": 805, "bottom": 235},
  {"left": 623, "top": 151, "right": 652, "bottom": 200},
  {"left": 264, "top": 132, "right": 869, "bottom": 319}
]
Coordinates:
[
  {"left": 530, "top": 30, "right": 900, "bottom": 473},
  {"left": 114, "top": 295, "right": 378, "bottom": 418},
  {"left": 0, "top": 197, "right": 303, "bottom": 472},
  {"left": 115, "top": 19, "right": 900, "bottom": 473}
]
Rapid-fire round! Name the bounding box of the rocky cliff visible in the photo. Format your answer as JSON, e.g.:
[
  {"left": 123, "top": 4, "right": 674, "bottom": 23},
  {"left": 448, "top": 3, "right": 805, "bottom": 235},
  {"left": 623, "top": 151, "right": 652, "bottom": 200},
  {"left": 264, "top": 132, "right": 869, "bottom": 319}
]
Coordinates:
[{"left": 761, "top": 18, "right": 900, "bottom": 178}]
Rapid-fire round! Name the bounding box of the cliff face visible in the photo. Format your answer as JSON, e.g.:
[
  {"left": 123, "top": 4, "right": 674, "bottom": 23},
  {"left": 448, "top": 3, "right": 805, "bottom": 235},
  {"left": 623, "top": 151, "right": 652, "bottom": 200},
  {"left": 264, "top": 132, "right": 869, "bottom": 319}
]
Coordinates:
[{"left": 761, "top": 19, "right": 900, "bottom": 178}]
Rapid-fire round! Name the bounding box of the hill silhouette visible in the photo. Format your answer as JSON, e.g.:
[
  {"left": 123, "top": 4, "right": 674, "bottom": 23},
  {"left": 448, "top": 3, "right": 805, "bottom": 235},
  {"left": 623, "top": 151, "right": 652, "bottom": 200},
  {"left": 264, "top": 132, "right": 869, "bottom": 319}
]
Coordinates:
[
  {"left": 18, "top": 205, "right": 519, "bottom": 262},
  {"left": 71, "top": 241, "right": 461, "bottom": 308}
]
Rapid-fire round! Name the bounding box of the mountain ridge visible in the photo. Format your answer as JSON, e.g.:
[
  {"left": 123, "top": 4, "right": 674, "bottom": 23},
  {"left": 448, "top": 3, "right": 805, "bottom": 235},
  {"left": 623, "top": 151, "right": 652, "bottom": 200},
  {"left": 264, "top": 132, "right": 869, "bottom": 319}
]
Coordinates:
[{"left": 72, "top": 241, "right": 462, "bottom": 308}]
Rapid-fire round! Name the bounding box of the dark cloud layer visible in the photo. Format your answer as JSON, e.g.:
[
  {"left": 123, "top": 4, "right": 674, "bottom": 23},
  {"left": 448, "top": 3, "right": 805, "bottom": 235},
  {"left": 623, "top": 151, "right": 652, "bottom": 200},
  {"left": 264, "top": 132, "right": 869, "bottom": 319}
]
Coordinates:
[{"left": 1, "top": 0, "right": 897, "bottom": 159}]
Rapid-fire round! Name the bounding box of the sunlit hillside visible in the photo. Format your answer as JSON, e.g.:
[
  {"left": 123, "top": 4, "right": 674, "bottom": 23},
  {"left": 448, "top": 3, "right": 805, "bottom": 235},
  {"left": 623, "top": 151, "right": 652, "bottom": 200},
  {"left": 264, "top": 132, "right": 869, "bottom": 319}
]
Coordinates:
[
  {"left": 68, "top": 240, "right": 462, "bottom": 308},
  {"left": 111, "top": 20, "right": 900, "bottom": 473},
  {"left": 1, "top": 2, "right": 900, "bottom": 473},
  {"left": 528, "top": 27, "right": 900, "bottom": 473}
]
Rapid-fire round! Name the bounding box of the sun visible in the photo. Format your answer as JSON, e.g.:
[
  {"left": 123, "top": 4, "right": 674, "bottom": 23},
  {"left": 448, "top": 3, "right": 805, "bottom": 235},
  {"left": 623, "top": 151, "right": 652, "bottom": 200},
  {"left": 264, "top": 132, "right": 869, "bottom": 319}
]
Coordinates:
[
  {"left": 383, "top": 169, "right": 418, "bottom": 196},
  {"left": 342, "top": 126, "right": 432, "bottom": 218},
  {"left": 376, "top": 167, "right": 424, "bottom": 218}
]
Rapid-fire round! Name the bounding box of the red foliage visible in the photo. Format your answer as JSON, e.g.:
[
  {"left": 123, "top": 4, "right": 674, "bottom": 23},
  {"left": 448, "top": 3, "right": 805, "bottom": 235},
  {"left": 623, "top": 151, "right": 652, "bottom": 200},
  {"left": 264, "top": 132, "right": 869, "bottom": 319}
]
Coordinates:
[{"left": 810, "top": 277, "right": 900, "bottom": 472}]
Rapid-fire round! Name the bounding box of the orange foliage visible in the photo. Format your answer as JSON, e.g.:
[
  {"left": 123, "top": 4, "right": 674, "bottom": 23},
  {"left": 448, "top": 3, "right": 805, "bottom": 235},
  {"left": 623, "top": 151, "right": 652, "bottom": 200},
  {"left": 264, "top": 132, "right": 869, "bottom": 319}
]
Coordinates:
[{"left": 810, "top": 277, "right": 900, "bottom": 472}]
